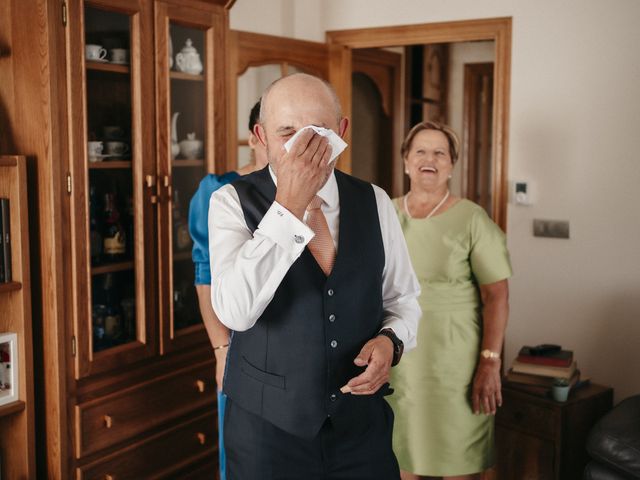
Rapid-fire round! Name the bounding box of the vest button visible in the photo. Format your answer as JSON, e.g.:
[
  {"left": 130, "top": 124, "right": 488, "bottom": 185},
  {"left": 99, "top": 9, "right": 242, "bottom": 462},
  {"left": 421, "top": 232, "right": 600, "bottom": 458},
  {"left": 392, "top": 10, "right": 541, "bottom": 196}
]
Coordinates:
[
  {"left": 328, "top": 314, "right": 336, "bottom": 322},
  {"left": 327, "top": 289, "right": 334, "bottom": 296},
  {"left": 330, "top": 393, "right": 337, "bottom": 401},
  {"left": 330, "top": 340, "right": 338, "bottom": 348}
]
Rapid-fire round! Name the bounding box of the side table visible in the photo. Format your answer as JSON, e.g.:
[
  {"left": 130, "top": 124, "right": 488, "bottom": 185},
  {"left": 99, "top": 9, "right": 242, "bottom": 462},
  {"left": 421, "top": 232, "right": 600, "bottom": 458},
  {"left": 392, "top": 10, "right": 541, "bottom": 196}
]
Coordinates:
[{"left": 495, "top": 383, "right": 613, "bottom": 480}]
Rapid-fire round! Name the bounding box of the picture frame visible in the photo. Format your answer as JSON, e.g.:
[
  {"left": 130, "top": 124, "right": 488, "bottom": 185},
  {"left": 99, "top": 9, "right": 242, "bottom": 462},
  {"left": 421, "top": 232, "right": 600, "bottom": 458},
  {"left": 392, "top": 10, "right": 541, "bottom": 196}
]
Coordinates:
[{"left": 0, "top": 332, "right": 18, "bottom": 407}]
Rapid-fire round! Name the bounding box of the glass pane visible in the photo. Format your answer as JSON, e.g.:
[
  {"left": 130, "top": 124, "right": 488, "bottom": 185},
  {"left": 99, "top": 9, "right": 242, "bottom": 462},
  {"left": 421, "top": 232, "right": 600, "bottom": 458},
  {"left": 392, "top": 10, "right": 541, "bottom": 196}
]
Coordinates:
[
  {"left": 170, "top": 23, "right": 206, "bottom": 330},
  {"left": 85, "top": 6, "right": 137, "bottom": 351}
]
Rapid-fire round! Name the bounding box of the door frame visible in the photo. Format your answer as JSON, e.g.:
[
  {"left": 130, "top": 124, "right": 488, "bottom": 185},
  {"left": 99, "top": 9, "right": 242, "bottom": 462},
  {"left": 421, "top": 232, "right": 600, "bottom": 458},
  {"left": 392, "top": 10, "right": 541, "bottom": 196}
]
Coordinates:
[{"left": 327, "top": 17, "right": 511, "bottom": 230}]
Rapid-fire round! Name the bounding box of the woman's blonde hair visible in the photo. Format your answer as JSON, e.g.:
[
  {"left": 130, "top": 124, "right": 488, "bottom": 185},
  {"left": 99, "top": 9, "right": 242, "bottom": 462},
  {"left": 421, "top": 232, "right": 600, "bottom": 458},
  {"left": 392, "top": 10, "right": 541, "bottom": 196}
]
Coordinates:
[{"left": 401, "top": 121, "right": 460, "bottom": 164}]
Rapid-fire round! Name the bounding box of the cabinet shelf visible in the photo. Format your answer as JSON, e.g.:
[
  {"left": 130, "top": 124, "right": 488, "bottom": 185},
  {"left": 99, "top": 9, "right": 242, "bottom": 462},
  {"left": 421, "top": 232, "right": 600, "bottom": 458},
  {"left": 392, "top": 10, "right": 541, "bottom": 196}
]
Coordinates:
[
  {"left": 172, "top": 159, "right": 204, "bottom": 167},
  {"left": 89, "top": 161, "right": 132, "bottom": 170},
  {"left": 86, "top": 61, "right": 130, "bottom": 74},
  {"left": 0, "top": 400, "right": 26, "bottom": 418},
  {"left": 170, "top": 71, "right": 204, "bottom": 82},
  {"left": 92, "top": 261, "right": 134, "bottom": 275},
  {"left": 0, "top": 281, "right": 22, "bottom": 293}
]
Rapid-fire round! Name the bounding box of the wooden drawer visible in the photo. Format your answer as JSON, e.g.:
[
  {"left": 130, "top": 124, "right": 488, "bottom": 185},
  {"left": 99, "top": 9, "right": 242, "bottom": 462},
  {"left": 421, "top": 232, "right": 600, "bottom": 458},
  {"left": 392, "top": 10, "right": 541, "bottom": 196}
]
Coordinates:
[
  {"left": 77, "top": 411, "right": 217, "bottom": 480},
  {"left": 497, "top": 390, "right": 558, "bottom": 439},
  {"left": 75, "top": 362, "right": 216, "bottom": 457}
]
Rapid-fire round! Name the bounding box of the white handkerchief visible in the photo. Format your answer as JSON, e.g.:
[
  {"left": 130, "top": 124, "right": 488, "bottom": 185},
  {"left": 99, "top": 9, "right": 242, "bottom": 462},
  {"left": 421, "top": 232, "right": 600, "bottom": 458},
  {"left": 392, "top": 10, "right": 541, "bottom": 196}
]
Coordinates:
[{"left": 283, "top": 125, "right": 348, "bottom": 164}]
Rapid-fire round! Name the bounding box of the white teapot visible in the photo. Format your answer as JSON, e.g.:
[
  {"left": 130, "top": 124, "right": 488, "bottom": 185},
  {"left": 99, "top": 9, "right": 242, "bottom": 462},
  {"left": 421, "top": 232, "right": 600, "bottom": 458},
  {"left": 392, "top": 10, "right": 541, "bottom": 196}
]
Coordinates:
[
  {"left": 179, "top": 133, "right": 203, "bottom": 160},
  {"left": 175, "top": 39, "right": 203, "bottom": 75}
]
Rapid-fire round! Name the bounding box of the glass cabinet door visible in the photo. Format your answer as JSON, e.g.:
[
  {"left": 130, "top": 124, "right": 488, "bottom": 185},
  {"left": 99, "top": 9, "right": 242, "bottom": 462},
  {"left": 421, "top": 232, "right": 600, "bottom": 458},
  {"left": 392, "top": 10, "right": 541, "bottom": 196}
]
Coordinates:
[
  {"left": 69, "top": 1, "right": 156, "bottom": 378},
  {"left": 155, "top": 3, "right": 225, "bottom": 352}
]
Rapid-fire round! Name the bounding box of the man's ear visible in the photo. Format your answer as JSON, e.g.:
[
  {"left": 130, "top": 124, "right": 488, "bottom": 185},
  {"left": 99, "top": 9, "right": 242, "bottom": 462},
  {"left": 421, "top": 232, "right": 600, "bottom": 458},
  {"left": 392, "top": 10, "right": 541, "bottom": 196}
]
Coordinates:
[
  {"left": 338, "top": 117, "right": 349, "bottom": 138},
  {"left": 254, "top": 124, "right": 267, "bottom": 147}
]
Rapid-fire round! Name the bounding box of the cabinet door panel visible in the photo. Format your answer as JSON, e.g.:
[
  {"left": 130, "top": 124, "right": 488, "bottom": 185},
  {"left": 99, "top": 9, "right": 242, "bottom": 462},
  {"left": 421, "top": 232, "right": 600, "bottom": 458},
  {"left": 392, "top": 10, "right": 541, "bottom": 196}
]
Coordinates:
[
  {"left": 495, "top": 426, "right": 555, "bottom": 480},
  {"left": 155, "top": 2, "right": 225, "bottom": 354},
  {"left": 68, "top": 0, "right": 157, "bottom": 379}
]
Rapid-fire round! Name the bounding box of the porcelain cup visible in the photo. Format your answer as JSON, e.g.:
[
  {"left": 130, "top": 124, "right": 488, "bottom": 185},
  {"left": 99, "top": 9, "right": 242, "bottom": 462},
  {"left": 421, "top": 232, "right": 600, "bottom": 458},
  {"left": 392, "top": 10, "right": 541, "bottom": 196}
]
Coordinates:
[
  {"left": 110, "top": 48, "right": 128, "bottom": 64},
  {"left": 85, "top": 44, "right": 107, "bottom": 61},
  {"left": 105, "top": 141, "right": 130, "bottom": 157},
  {"left": 88, "top": 141, "right": 104, "bottom": 161}
]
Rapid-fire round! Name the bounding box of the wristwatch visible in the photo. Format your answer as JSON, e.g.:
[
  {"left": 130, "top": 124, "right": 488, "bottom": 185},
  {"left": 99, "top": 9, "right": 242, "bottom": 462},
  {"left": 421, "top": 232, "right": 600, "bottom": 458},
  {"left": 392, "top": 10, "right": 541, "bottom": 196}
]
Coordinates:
[
  {"left": 480, "top": 349, "right": 500, "bottom": 360},
  {"left": 378, "top": 329, "right": 404, "bottom": 366}
]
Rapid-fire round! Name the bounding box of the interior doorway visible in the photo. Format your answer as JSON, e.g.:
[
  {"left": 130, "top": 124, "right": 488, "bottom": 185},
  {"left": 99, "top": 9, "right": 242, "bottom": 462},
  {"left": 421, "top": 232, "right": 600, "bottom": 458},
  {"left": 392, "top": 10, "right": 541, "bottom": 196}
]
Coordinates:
[{"left": 327, "top": 17, "right": 511, "bottom": 229}]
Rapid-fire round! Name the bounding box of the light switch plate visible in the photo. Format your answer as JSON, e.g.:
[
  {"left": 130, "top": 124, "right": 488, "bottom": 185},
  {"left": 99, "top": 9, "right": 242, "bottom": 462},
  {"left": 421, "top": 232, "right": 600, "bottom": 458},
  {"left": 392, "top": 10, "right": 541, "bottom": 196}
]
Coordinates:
[{"left": 533, "top": 219, "right": 570, "bottom": 239}]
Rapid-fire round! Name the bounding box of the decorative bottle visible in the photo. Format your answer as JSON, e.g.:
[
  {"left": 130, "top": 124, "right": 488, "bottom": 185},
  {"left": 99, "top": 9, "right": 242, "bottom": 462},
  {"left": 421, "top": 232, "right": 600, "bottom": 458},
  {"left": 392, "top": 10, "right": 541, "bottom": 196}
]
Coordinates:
[
  {"left": 102, "top": 273, "right": 122, "bottom": 342},
  {"left": 172, "top": 190, "right": 192, "bottom": 251},
  {"left": 102, "top": 192, "right": 126, "bottom": 261}
]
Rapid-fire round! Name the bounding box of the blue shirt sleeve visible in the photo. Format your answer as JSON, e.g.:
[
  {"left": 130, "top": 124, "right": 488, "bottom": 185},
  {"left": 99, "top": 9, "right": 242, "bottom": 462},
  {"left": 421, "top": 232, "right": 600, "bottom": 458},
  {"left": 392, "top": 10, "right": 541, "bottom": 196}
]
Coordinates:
[{"left": 188, "top": 171, "right": 240, "bottom": 285}]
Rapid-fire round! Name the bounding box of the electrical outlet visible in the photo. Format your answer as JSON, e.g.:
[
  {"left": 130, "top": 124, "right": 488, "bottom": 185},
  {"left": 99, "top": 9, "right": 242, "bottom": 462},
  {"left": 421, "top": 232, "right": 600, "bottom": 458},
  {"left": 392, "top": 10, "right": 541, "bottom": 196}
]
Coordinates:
[{"left": 533, "top": 219, "right": 570, "bottom": 239}]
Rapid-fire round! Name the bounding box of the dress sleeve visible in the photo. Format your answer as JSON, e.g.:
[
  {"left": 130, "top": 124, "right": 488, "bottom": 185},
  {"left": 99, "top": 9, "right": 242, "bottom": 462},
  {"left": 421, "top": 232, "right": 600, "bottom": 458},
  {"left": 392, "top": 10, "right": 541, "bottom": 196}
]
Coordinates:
[
  {"left": 188, "top": 173, "right": 238, "bottom": 285},
  {"left": 469, "top": 207, "right": 513, "bottom": 285}
]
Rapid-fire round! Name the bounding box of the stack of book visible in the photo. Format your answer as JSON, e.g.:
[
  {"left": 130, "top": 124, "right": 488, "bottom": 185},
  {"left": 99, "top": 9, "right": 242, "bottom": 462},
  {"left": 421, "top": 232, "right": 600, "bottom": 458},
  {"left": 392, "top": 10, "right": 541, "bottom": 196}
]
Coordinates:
[
  {"left": 0, "top": 198, "right": 10, "bottom": 283},
  {"left": 504, "top": 345, "right": 581, "bottom": 397}
]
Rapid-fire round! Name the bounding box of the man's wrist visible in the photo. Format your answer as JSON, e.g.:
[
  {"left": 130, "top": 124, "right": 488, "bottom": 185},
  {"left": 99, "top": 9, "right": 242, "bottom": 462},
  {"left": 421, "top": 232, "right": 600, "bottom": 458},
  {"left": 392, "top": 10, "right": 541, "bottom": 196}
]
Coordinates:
[{"left": 377, "top": 328, "right": 404, "bottom": 366}]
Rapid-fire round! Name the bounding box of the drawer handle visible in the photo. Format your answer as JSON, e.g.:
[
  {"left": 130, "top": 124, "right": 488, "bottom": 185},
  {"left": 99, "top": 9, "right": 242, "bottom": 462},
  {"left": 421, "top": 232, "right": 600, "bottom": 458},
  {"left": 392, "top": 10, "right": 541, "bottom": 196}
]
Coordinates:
[
  {"left": 197, "top": 432, "right": 206, "bottom": 445},
  {"left": 196, "top": 379, "right": 206, "bottom": 393},
  {"left": 104, "top": 415, "right": 114, "bottom": 428}
]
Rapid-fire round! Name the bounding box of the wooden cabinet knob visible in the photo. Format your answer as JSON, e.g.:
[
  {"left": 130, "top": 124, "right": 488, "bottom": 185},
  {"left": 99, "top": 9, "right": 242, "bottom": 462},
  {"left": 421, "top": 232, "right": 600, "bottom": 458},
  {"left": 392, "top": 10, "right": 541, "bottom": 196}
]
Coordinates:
[
  {"left": 104, "top": 415, "right": 113, "bottom": 428},
  {"left": 196, "top": 379, "right": 205, "bottom": 393},
  {"left": 145, "top": 174, "right": 156, "bottom": 187},
  {"left": 105, "top": 475, "right": 115, "bottom": 480},
  {"left": 197, "top": 432, "right": 206, "bottom": 445}
]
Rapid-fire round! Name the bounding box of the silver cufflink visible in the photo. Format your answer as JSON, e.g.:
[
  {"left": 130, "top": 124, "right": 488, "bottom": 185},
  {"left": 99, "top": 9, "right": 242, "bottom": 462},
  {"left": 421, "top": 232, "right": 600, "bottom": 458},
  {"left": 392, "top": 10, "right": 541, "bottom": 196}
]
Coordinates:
[{"left": 294, "top": 235, "right": 304, "bottom": 244}]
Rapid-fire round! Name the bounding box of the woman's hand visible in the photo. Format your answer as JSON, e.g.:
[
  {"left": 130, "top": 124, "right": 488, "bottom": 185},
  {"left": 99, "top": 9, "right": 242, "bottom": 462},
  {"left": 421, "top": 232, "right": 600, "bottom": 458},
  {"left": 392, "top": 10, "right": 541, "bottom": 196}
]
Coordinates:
[
  {"left": 472, "top": 358, "right": 502, "bottom": 415},
  {"left": 474, "top": 279, "right": 509, "bottom": 415}
]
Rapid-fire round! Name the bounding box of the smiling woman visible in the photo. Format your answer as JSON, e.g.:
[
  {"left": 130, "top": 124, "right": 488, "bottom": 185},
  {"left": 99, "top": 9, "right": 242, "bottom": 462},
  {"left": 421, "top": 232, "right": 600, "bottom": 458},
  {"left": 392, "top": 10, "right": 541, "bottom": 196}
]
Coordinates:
[{"left": 387, "top": 120, "right": 512, "bottom": 480}]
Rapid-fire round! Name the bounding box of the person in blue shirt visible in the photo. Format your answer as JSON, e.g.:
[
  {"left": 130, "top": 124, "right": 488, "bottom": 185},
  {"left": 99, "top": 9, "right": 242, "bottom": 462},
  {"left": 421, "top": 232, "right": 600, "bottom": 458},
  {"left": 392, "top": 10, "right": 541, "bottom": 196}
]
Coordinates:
[{"left": 188, "top": 100, "right": 267, "bottom": 480}]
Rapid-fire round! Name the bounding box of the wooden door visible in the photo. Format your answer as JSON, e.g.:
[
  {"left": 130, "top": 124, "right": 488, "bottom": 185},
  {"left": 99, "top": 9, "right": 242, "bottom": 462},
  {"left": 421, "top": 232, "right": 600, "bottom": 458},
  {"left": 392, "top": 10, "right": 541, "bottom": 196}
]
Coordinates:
[
  {"left": 67, "top": 0, "right": 157, "bottom": 379},
  {"left": 462, "top": 62, "right": 494, "bottom": 215}
]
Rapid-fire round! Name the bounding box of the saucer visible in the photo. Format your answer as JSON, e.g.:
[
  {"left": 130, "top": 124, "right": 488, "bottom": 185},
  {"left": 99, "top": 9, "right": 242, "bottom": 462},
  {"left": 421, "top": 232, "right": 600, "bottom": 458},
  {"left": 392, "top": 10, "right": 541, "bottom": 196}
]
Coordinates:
[
  {"left": 88, "top": 154, "right": 114, "bottom": 162},
  {"left": 87, "top": 58, "right": 109, "bottom": 63}
]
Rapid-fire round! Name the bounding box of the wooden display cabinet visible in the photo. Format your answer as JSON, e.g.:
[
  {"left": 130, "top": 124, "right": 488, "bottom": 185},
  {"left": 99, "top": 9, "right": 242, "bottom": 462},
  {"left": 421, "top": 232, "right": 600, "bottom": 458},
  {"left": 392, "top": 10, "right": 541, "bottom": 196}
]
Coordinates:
[
  {"left": 0, "top": 156, "right": 35, "bottom": 479},
  {"left": 1, "top": 0, "right": 229, "bottom": 478}
]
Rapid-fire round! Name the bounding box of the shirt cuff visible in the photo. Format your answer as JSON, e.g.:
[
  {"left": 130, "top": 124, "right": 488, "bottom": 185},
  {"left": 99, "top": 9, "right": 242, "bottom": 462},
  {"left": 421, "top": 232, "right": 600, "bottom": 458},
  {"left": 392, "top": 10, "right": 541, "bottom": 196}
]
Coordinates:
[
  {"left": 256, "top": 201, "right": 314, "bottom": 254},
  {"left": 379, "top": 320, "right": 415, "bottom": 351}
]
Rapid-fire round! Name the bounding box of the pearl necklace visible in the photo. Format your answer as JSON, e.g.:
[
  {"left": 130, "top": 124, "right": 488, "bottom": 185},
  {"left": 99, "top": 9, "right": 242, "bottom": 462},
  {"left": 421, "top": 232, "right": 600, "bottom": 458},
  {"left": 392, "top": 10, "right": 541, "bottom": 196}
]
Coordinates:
[{"left": 404, "top": 190, "right": 450, "bottom": 220}]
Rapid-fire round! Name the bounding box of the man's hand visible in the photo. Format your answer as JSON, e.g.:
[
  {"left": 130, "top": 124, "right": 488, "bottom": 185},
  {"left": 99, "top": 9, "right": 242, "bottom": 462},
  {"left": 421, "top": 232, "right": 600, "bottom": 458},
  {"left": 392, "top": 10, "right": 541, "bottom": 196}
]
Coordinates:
[
  {"left": 340, "top": 336, "right": 394, "bottom": 395},
  {"left": 274, "top": 129, "right": 333, "bottom": 219},
  {"left": 471, "top": 358, "right": 503, "bottom": 415}
]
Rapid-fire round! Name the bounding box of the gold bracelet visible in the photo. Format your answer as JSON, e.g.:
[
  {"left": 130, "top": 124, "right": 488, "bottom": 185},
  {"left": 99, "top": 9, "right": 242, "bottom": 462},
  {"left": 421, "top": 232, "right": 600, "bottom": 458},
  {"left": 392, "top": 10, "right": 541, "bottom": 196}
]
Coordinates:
[{"left": 213, "top": 343, "right": 229, "bottom": 350}]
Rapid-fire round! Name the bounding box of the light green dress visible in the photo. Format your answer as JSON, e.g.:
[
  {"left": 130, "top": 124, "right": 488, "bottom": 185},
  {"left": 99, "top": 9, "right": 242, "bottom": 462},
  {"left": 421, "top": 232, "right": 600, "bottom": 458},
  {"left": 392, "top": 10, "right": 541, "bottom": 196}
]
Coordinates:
[{"left": 388, "top": 198, "right": 512, "bottom": 476}]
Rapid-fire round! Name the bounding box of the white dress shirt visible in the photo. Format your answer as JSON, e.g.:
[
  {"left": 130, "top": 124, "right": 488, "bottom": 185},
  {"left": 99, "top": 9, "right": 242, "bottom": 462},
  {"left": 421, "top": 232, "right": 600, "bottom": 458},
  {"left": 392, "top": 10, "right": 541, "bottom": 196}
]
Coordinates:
[{"left": 208, "top": 168, "right": 421, "bottom": 351}]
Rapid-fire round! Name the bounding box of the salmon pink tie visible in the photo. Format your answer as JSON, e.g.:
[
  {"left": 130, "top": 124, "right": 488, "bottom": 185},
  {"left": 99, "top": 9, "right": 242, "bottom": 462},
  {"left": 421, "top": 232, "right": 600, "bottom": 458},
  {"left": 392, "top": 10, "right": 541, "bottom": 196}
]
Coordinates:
[{"left": 306, "top": 195, "right": 336, "bottom": 276}]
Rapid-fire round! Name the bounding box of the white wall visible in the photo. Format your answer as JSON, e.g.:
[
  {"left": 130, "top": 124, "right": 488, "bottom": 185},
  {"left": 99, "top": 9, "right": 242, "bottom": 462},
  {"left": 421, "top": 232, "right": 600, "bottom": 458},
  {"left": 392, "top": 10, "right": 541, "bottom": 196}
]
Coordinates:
[{"left": 231, "top": 0, "right": 640, "bottom": 401}]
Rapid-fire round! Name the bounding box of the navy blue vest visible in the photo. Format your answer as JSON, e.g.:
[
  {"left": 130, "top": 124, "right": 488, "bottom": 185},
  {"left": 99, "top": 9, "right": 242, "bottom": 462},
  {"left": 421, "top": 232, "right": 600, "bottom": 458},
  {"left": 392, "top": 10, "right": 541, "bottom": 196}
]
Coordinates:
[{"left": 223, "top": 167, "right": 386, "bottom": 439}]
